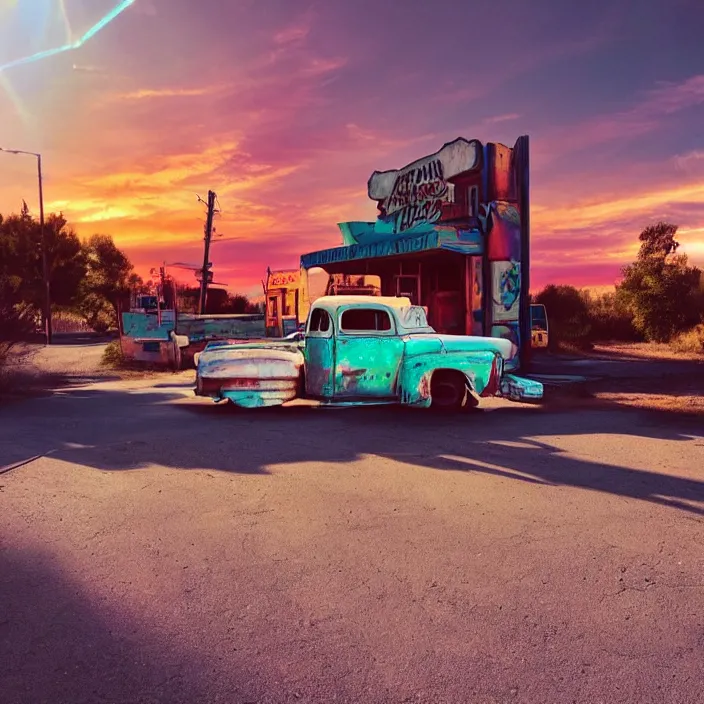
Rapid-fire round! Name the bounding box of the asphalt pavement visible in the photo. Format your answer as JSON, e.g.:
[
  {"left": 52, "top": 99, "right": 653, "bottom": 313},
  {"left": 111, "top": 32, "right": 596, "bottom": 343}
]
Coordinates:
[{"left": 1, "top": 371, "right": 703, "bottom": 704}]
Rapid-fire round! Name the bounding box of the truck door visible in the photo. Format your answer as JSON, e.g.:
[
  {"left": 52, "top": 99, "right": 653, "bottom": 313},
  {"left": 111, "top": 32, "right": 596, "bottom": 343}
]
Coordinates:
[
  {"left": 334, "top": 306, "right": 404, "bottom": 401},
  {"left": 304, "top": 307, "right": 335, "bottom": 398}
]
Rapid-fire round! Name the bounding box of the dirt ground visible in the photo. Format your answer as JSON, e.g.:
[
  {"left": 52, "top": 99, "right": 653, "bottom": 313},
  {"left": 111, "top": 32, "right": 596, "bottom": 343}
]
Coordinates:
[
  {"left": 1, "top": 335, "right": 156, "bottom": 394},
  {"left": 1, "top": 338, "right": 703, "bottom": 703}
]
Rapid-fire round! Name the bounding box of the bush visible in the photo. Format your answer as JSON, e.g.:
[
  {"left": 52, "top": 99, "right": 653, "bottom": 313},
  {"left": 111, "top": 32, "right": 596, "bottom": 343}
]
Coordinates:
[
  {"left": 533, "top": 285, "right": 592, "bottom": 349},
  {"left": 584, "top": 292, "right": 642, "bottom": 343},
  {"left": 101, "top": 340, "right": 125, "bottom": 367},
  {"left": 670, "top": 324, "right": 704, "bottom": 355},
  {"left": 0, "top": 302, "right": 36, "bottom": 367}
]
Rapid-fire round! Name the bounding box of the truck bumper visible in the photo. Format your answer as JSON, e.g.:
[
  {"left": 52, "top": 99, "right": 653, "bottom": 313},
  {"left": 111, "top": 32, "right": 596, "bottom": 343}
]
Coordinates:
[{"left": 500, "top": 374, "right": 544, "bottom": 402}]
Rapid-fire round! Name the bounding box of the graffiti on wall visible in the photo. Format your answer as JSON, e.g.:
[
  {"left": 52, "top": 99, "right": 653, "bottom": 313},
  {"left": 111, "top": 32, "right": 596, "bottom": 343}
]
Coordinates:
[
  {"left": 368, "top": 137, "right": 481, "bottom": 234},
  {"left": 385, "top": 158, "right": 448, "bottom": 232},
  {"left": 491, "top": 261, "right": 521, "bottom": 322},
  {"left": 472, "top": 257, "right": 483, "bottom": 336},
  {"left": 496, "top": 261, "right": 521, "bottom": 315},
  {"left": 490, "top": 258, "right": 521, "bottom": 370}
]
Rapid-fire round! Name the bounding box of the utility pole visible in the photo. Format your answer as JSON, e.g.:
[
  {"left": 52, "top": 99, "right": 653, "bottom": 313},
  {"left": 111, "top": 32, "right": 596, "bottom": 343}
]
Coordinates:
[
  {"left": 0, "top": 147, "right": 52, "bottom": 344},
  {"left": 198, "top": 190, "right": 217, "bottom": 315},
  {"left": 37, "top": 153, "right": 52, "bottom": 344}
]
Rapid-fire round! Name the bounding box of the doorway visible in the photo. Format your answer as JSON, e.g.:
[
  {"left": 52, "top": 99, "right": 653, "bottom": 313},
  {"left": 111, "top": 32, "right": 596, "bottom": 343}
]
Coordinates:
[{"left": 394, "top": 275, "right": 421, "bottom": 305}]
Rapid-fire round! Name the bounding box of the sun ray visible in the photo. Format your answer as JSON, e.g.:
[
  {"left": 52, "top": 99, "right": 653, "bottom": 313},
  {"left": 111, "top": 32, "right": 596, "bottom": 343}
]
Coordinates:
[
  {"left": 57, "top": 0, "right": 72, "bottom": 44},
  {"left": 0, "top": 0, "right": 136, "bottom": 72},
  {"left": 0, "top": 71, "right": 31, "bottom": 122}
]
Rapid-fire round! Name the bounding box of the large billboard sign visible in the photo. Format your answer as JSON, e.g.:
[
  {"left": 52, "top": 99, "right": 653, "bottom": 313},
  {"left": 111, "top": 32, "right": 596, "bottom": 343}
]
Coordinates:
[{"left": 367, "top": 138, "right": 481, "bottom": 234}]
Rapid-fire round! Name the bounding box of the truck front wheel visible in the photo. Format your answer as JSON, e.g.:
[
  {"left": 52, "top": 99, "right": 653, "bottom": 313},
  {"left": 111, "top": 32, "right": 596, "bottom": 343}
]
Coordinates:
[{"left": 430, "top": 370, "right": 467, "bottom": 410}]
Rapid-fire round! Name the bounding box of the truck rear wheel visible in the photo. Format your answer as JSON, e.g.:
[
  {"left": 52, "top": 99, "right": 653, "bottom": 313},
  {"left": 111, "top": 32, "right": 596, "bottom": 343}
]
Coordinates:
[{"left": 430, "top": 370, "right": 467, "bottom": 410}]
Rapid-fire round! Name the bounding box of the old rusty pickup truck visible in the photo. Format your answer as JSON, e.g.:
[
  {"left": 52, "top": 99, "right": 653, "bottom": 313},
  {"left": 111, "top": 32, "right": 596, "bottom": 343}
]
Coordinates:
[{"left": 194, "top": 296, "right": 543, "bottom": 410}]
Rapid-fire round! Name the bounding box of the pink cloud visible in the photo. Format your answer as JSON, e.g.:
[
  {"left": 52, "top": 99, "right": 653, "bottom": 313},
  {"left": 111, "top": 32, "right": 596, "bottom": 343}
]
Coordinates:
[
  {"left": 534, "top": 73, "right": 704, "bottom": 162},
  {"left": 674, "top": 150, "right": 704, "bottom": 173},
  {"left": 484, "top": 113, "right": 520, "bottom": 124}
]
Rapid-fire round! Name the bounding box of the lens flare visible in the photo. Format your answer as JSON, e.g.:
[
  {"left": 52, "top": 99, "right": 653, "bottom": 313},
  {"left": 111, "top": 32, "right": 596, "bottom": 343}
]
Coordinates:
[
  {"left": 0, "top": 71, "right": 30, "bottom": 122},
  {"left": 0, "top": 0, "right": 136, "bottom": 72}
]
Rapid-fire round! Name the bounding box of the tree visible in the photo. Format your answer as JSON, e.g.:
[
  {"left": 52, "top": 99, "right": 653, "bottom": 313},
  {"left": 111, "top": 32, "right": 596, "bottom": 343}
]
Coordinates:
[
  {"left": 228, "top": 293, "right": 253, "bottom": 314},
  {"left": 584, "top": 291, "right": 641, "bottom": 342},
  {"left": 0, "top": 206, "right": 85, "bottom": 336},
  {"left": 617, "top": 222, "right": 702, "bottom": 342},
  {"left": 534, "top": 284, "right": 592, "bottom": 348},
  {"left": 0, "top": 206, "right": 85, "bottom": 307},
  {"left": 79, "top": 234, "right": 139, "bottom": 331}
]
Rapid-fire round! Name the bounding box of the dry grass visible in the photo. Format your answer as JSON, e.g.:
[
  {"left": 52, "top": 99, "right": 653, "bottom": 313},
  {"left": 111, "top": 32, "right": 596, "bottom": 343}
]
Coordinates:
[
  {"left": 670, "top": 324, "right": 704, "bottom": 355},
  {"left": 590, "top": 342, "right": 704, "bottom": 361},
  {"left": 592, "top": 391, "right": 704, "bottom": 415},
  {"left": 590, "top": 373, "right": 704, "bottom": 416}
]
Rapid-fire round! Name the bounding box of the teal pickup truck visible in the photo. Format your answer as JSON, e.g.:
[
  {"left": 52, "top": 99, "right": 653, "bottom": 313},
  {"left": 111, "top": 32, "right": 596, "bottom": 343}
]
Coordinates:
[{"left": 195, "top": 296, "right": 543, "bottom": 410}]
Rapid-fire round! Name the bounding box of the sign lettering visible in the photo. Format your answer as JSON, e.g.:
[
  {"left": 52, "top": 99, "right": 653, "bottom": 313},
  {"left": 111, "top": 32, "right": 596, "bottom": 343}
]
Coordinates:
[
  {"left": 301, "top": 232, "right": 439, "bottom": 269},
  {"left": 367, "top": 137, "right": 480, "bottom": 234},
  {"left": 268, "top": 270, "right": 300, "bottom": 288}
]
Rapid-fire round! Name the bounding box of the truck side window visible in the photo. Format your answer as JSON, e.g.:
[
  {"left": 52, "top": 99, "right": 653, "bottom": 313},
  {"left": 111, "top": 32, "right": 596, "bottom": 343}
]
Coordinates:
[
  {"left": 309, "top": 308, "right": 331, "bottom": 333},
  {"left": 340, "top": 309, "right": 392, "bottom": 332}
]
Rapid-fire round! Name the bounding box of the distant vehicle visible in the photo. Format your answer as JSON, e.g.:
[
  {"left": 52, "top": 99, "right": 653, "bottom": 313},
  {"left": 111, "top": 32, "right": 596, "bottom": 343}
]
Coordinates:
[
  {"left": 195, "top": 296, "right": 543, "bottom": 411},
  {"left": 530, "top": 304, "right": 549, "bottom": 348},
  {"left": 132, "top": 295, "right": 158, "bottom": 313}
]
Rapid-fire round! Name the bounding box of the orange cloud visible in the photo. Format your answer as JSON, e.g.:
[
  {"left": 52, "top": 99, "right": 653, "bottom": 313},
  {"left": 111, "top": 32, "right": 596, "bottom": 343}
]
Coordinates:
[
  {"left": 534, "top": 180, "right": 704, "bottom": 234},
  {"left": 109, "top": 85, "right": 229, "bottom": 101}
]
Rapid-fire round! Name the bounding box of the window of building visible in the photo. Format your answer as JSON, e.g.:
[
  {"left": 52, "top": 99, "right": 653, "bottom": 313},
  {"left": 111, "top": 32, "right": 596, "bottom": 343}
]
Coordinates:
[
  {"left": 340, "top": 308, "right": 392, "bottom": 332},
  {"left": 309, "top": 308, "right": 331, "bottom": 333},
  {"left": 468, "top": 185, "right": 479, "bottom": 217}
]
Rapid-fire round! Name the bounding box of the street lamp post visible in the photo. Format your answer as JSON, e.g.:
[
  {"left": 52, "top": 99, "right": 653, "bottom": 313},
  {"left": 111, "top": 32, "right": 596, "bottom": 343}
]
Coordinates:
[{"left": 0, "top": 147, "right": 52, "bottom": 344}]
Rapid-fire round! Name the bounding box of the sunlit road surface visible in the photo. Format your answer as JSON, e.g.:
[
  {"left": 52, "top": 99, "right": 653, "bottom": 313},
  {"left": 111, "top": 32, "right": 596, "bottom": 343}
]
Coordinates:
[{"left": 1, "top": 375, "right": 703, "bottom": 704}]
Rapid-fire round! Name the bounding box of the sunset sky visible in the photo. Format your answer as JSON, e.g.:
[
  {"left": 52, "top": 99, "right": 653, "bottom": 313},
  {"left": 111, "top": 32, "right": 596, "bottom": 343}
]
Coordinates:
[{"left": 1, "top": 0, "right": 703, "bottom": 297}]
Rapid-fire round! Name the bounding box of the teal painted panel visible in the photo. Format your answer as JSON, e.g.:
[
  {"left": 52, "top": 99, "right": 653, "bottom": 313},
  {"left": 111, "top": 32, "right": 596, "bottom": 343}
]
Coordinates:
[
  {"left": 121, "top": 313, "right": 170, "bottom": 340},
  {"left": 334, "top": 335, "right": 404, "bottom": 399}
]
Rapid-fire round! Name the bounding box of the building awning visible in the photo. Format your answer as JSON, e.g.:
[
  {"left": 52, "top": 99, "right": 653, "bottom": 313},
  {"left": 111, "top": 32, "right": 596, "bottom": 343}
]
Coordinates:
[{"left": 300, "top": 226, "right": 483, "bottom": 270}]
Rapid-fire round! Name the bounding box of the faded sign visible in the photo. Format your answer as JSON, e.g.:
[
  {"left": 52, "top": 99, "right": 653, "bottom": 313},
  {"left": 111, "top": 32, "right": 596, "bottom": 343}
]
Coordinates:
[
  {"left": 268, "top": 269, "right": 300, "bottom": 288},
  {"left": 368, "top": 138, "right": 481, "bottom": 234},
  {"left": 301, "top": 226, "right": 486, "bottom": 270},
  {"left": 302, "top": 231, "right": 439, "bottom": 269}
]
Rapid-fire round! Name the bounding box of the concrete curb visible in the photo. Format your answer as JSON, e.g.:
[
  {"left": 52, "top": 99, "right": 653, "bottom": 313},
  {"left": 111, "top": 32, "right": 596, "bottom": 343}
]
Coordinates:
[{"left": 525, "top": 374, "right": 592, "bottom": 398}]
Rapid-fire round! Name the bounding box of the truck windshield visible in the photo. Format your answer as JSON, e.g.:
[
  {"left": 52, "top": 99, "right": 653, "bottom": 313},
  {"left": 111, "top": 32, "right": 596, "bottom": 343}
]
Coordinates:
[{"left": 530, "top": 305, "right": 547, "bottom": 329}]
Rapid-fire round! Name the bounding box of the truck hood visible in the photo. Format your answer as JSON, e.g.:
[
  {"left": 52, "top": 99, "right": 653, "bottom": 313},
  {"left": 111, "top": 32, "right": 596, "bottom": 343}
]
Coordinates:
[{"left": 404, "top": 333, "right": 516, "bottom": 361}]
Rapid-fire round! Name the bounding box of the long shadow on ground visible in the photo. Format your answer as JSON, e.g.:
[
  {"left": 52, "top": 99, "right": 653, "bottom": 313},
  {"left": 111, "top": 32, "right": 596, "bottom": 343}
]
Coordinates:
[
  {"left": 1, "top": 379, "right": 702, "bottom": 517},
  {"left": 0, "top": 546, "right": 254, "bottom": 704}
]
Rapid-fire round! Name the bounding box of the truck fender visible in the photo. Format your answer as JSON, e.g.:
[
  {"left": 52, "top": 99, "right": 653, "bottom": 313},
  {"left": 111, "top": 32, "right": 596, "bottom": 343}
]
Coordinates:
[{"left": 399, "top": 351, "right": 496, "bottom": 407}]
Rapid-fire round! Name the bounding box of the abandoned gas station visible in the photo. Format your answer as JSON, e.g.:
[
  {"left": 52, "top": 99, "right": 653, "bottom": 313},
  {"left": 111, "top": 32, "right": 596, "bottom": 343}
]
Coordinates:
[
  {"left": 293, "top": 136, "right": 532, "bottom": 370},
  {"left": 264, "top": 136, "right": 531, "bottom": 368}
]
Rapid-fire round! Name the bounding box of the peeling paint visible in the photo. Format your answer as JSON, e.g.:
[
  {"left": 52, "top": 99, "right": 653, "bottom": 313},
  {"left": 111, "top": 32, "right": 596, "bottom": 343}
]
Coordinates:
[{"left": 195, "top": 296, "right": 543, "bottom": 409}]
